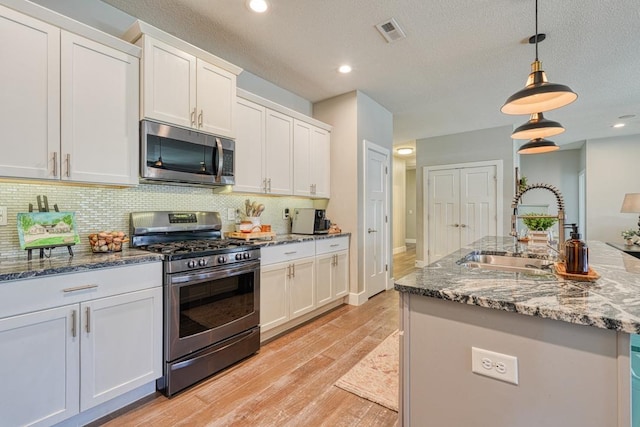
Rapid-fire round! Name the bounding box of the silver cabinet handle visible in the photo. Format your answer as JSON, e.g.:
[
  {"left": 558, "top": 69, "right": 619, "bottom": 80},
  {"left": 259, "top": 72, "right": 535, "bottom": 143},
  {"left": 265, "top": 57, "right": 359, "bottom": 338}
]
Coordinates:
[
  {"left": 284, "top": 251, "right": 297, "bottom": 255},
  {"left": 71, "top": 309, "right": 77, "bottom": 338},
  {"left": 65, "top": 154, "right": 71, "bottom": 177},
  {"left": 367, "top": 228, "right": 377, "bottom": 233},
  {"left": 333, "top": 254, "right": 337, "bottom": 266},
  {"left": 63, "top": 284, "right": 98, "bottom": 293},
  {"left": 268, "top": 178, "right": 271, "bottom": 192},
  {"left": 52, "top": 152, "right": 58, "bottom": 177},
  {"left": 191, "top": 108, "right": 197, "bottom": 126},
  {"left": 452, "top": 224, "right": 460, "bottom": 227},
  {"left": 330, "top": 244, "right": 339, "bottom": 247},
  {"left": 292, "top": 264, "right": 295, "bottom": 278},
  {"left": 198, "top": 109, "right": 203, "bottom": 128},
  {"left": 286, "top": 264, "right": 292, "bottom": 279},
  {"left": 263, "top": 178, "right": 267, "bottom": 193},
  {"left": 460, "top": 224, "right": 467, "bottom": 228},
  {"left": 85, "top": 307, "right": 91, "bottom": 333}
]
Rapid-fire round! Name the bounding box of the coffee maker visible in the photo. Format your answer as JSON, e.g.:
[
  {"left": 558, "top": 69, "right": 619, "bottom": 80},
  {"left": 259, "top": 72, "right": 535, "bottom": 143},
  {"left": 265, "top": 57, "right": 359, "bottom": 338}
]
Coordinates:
[{"left": 291, "top": 208, "right": 331, "bottom": 234}]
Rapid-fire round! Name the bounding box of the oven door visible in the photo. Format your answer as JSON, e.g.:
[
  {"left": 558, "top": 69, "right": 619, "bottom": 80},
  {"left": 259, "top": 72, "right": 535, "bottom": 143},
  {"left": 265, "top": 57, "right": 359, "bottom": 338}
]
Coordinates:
[{"left": 166, "top": 260, "right": 260, "bottom": 361}]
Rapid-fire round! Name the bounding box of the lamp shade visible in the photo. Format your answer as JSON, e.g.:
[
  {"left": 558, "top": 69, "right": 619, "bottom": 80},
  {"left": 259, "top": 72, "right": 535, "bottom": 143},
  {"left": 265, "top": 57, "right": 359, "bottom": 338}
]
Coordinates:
[
  {"left": 501, "top": 60, "right": 578, "bottom": 115},
  {"left": 517, "top": 138, "right": 559, "bottom": 155},
  {"left": 621, "top": 193, "right": 640, "bottom": 213},
  {"left": 511, "top": 112, "right": 565, "bottom": 140}
]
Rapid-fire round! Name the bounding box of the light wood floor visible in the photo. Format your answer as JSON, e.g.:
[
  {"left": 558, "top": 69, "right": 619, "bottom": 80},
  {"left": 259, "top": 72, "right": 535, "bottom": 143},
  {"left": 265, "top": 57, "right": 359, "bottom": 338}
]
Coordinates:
[{"left": 95, "top": 248, "right": 417, "bottom": 427}]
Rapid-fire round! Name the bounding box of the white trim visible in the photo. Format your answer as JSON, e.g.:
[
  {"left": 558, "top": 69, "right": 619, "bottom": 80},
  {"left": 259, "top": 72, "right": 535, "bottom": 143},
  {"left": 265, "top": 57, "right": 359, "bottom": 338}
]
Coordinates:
[
  {"left": 393, "top": 245, "right": 407, "bottom": 255},
  {"left": 415, "top": 259, "right": 427, "bottom": 268},
  {"left": 405, "top": 238, "right": 416, "bottom": 244},
  {"left": 363, "top": 140, "right": 391, "bottom": 299},
  {"left": 347, "top": 291, "right": 368, "bottom": 306},
  {"left": 423, "top": 159, "right": 503, "bottom": 265},
  {"left": 237, "top": 89, "right": 332, "bottom": 132}
]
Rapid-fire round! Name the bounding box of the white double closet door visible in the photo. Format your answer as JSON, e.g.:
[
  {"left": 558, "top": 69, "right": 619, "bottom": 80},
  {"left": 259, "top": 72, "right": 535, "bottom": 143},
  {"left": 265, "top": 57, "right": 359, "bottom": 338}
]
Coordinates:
[{"left": 427, "top": 163, "right": 499, "bottom": 263}]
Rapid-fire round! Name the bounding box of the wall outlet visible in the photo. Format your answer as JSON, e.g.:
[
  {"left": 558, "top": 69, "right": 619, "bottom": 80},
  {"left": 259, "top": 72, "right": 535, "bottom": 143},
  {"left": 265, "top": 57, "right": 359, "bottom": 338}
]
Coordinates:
[
  {"left": 283, "top": 208, "right": 290, "bottom": 219},
  {"left": 0, "top": 206, "right": 7, "bottom": 226},
  {"left": 471, "top": 347, "right": 518, "bottom": 385},
  {"left": 227, "top": 207, "right": 236, "bottom": 221}
]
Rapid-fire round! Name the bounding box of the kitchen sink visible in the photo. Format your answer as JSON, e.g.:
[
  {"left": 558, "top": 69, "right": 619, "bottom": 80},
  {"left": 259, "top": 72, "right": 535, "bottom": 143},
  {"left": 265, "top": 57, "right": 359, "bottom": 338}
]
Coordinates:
[{"left": 457, "top": 251, "right": 555, "bottom": 275}]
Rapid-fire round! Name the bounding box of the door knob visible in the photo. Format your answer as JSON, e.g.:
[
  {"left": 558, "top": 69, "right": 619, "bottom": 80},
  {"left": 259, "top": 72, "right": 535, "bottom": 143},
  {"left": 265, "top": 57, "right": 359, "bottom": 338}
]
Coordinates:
[{"left": 367, "top": 228, "right": 377, "bottom": 233}]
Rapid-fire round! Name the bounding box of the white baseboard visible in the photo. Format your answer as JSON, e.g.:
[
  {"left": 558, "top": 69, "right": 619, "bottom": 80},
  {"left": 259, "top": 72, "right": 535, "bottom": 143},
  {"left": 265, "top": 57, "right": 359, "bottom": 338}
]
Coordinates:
[
  {"left": 405, "top": 238, "right": 416, "bottom": 244},
  {"left": 348, "top": 291, "right": 368, "bottom": 306},
  {"left": 393, "top": 245, "right": 407, "bottom": 255},
  {"left": 415, "top": 259, "right": 427, "bottom": 268}
]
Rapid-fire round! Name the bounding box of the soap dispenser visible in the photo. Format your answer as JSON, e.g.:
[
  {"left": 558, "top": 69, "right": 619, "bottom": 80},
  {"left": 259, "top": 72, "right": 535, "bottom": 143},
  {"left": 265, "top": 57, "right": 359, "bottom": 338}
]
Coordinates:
[{"left": 565, "top": 225, "right": 589, "bottom": 274}]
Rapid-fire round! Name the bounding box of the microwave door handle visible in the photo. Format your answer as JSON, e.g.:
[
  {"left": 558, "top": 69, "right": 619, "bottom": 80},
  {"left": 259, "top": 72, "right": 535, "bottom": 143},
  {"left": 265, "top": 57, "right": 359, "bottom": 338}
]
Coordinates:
[{"left": 215, "top": 137, "right": 223, "bottom": 183}]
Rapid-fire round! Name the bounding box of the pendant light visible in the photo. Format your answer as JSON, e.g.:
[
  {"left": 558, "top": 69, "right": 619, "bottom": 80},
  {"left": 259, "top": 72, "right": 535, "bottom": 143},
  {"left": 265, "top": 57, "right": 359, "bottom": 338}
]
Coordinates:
[
  {"left": 511, "top": 112, "right": 565, "bottom": 140},
  {"left": 517, "top": 138, "right": 559, "bottom": 154},
  {"left": 501, "top": 0, "right": 578, "bottom": 115}
]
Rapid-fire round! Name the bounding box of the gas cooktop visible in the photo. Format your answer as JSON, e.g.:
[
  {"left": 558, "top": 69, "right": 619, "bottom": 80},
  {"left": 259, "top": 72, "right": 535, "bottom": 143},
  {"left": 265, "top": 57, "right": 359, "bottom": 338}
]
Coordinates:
[{"left": 141, "top": 239, "right": 253, "bottom": 255}]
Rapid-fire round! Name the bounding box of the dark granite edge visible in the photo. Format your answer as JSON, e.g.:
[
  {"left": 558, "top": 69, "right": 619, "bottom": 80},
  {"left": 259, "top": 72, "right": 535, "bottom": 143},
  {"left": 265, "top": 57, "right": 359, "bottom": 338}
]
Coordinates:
[
  {"left": 394, "top": 283, "right": 640, "bottom": 334},
  {"left": 248, "top": 232, "right": 350, "bottom": 247}
]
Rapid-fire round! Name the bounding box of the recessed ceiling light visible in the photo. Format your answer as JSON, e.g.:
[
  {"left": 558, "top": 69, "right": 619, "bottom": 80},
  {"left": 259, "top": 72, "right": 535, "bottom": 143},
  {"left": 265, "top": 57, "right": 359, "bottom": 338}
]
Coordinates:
[
  {"left": 338, "top": 65, "right": 352, "bottom": 74},
  {"left": 396, "top": 147, "right": 414, "bottom": 155},
  {"left": 613, "top": 123, "right": 626, "bottom": 128},
  {"left": 247, "top": 0, "right": 268, "bottom": 13}
]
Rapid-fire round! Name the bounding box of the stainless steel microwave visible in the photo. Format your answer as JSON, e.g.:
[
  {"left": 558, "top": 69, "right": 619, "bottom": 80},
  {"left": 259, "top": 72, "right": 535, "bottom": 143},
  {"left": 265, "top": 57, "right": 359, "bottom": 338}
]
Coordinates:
[{"left": 140, "top": 120, "right": 235, "bottom": 186}]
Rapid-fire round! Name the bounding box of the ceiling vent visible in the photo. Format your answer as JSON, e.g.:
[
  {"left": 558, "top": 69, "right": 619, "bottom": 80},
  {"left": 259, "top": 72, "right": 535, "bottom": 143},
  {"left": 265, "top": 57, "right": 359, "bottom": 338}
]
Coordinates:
[{"left": 375, "top": 18, "right": 406, "bottom": 43}]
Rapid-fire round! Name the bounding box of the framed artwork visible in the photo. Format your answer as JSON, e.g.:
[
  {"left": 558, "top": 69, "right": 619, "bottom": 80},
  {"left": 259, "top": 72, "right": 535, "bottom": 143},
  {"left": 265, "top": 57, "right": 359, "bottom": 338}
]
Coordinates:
[{"left": 17, "top": 211, "right": 80, "bottom": 250}]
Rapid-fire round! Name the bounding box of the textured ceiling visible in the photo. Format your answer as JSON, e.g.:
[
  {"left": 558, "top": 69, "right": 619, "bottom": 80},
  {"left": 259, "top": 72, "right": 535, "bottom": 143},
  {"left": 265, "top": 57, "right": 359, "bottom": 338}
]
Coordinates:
[{"left": 99, "top": 0, "right": 640, "bottom": 146}]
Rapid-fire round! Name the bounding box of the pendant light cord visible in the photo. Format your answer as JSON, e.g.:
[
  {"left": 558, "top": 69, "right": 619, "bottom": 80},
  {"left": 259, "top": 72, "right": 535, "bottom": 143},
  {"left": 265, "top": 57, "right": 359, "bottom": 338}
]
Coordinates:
[{"left": 534, "top": 0, "right": 539, "bottom": 61}]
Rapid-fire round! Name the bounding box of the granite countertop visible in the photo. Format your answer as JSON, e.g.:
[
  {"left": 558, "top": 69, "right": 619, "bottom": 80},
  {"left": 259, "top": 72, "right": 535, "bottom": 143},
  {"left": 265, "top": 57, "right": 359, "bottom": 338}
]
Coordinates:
[
  {"left": 240, "top": 232, "right": 350, "bottom": 247},
  {"left": 0, "top": 249, "right": 162, "bottom": 283},
  {"left": 395, "top": 236, "right": 640, "bottom": 334}
]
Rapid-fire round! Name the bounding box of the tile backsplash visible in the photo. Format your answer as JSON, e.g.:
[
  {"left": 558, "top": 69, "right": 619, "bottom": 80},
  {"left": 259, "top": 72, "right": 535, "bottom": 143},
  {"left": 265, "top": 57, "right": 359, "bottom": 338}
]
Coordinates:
[{"left": 0, "top": 181, "right": 320, "bottom": 258}]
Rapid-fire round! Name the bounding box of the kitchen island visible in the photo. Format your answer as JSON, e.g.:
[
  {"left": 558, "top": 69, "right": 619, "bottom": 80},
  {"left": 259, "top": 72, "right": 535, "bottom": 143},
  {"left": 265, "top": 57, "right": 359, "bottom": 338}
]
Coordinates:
[{"left": 395, "top": 237, "right": 640, "bottom": 427}]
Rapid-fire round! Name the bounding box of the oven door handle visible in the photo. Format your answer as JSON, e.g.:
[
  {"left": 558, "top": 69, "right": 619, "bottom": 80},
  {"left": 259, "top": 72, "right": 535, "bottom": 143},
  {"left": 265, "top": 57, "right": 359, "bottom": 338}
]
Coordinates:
[{"left": 170, "top": 261, "right": 260, "bottom": 285}]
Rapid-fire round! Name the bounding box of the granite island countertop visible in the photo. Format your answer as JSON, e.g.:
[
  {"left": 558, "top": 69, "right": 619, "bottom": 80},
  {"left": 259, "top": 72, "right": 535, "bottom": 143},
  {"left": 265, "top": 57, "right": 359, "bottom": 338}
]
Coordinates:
[
  {"left": 235, "top": 232, "right": 350, "bottom": 247},
  {"left": 394, "top": 236, "right": 640, "bottom": 334},
  {"left": 0, "top": 249, "right": 163, "bottom": 283}
]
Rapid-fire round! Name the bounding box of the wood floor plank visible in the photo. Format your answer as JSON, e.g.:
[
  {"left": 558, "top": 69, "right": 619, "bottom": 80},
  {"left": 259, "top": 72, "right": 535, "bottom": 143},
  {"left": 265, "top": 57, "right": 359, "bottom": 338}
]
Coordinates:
[{"left": 99, "top": 246, "right": 415, "bottom": 426}]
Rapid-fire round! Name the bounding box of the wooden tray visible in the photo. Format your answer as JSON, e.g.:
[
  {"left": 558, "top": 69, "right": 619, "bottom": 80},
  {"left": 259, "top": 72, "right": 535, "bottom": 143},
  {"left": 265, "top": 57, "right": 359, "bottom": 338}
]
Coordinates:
[
  {"left": 227, "top": 231, "right": 276, "bottom": 241},
  {"left": 554, "top": 262, "right": 600, "bottom": 281}
]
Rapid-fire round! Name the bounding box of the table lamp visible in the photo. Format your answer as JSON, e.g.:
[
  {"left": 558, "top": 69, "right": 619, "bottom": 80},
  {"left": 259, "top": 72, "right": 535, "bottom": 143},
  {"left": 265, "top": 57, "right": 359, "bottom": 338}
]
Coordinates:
[{"left": 620, "top": 193, "right": 640, "bottom": 232}]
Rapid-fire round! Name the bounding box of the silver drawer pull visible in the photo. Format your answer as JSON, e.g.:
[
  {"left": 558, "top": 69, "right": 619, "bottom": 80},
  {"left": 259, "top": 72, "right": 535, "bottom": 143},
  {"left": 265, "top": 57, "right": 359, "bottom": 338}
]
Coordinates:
[
  {"left": 86, "top": 307, "right": 91, "bottom": 333},
  {"left": 284, "top": 251, "right": 297, "bottom": 255},
  {"left": 63, "top": 284, "right": 98, "bottom": 293},
  {"left": 71, "top": 310, "right": 77, "bottom": 338},
  {"left": 330, "top": 244, "right": 339, "bottom": 247}
]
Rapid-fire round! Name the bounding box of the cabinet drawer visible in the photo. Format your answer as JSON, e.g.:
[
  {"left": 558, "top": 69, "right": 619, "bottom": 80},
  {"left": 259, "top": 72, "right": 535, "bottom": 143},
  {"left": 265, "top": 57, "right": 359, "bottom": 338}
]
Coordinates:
[
  {"left": 315, "top": 236, "right": 349, "bottom": 255},
  {"left": 0, "top": 262, "right": 162, "bottom": 319},
  {"left": 261, "top": 241, "right": 315, "bottom": 265}
]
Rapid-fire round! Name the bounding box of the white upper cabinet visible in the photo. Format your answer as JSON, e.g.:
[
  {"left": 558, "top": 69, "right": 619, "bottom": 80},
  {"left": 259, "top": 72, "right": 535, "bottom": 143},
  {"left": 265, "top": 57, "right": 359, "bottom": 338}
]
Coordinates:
[
  {"left": 61, "top": 31, "right": 139, "bottom": 185},
  {"left": 0, "top": 5, "right": 60, "bottom": 180},
  {"left": 235, "top": 97, "right": 266, "bottom": 193},
  {"left": 0, "top": 4, "right": 140, "bottom": 186},
  {"left": 265, "top": 109, "right": 294, "bottom": 195},
  {"left": 293, "top": 120, "right": 331, "bottom": 198},
  {"left": 126, "top": 20, "right": 241, "bottom": 139}
]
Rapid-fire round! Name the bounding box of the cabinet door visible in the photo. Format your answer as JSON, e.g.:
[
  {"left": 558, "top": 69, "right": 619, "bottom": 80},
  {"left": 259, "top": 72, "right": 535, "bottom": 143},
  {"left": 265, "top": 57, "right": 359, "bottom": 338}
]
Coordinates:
[
  {"left": 293, "top": 119, "right": 312, "bottom": 197},
  {"left": 333, "top": 251, "right": 349, "bottom": 298},
  {"left": 0, "top": 5, "right": 60, "bottom": 180},
  {"left": 235, "top": 98, "right": 266, "bottom": 193},
  {"left": 260, "top": 262, "right": 290, "bottom": 332},
  {"left": 311, "top": 127, "right": 331, "bottom": 198},
  {"left": 315, "top": 254, "right": 333, "bottom": 306},
  {"left": 141, "top": 35, "right": 196, "bottom": 128},
  {"left": 61, "top": 31, "right": 139, "bottom": 185},
  {"left": 264, "top": 109, "right": 293, "bottom": 195},
  {"left": 80, "top": 287, "right": 162, "bottom": 411},
  {"left": 196, "top": 58, "right": 236, "bottom": 138},
  {"left": 0, "top": 305, "right": 79, "bottom": 426},
  {"left": 289, "top": 257, "right": 316, "bottom": 318}
]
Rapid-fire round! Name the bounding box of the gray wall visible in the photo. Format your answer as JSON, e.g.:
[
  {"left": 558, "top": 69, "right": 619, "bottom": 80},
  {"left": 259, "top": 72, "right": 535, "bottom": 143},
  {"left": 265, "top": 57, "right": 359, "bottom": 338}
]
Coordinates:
[
  {"left": 519, "top": 149, "right": 581, "bottom": 237},
  {"left": 415, "top": 126, "right": 515, "bottom": 262}
]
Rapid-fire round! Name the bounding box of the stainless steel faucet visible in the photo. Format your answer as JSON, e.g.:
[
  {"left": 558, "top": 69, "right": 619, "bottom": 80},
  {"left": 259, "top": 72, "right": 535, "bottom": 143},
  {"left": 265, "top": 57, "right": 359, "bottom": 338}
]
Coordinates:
[{"left": 511, "top": 183, "right": 566, "bottom": 250}]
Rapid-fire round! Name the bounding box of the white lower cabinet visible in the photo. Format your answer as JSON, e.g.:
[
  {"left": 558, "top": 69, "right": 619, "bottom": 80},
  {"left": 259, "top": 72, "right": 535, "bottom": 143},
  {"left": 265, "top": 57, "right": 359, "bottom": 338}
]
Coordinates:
[
  {"left": 260, "top": 238, "right": 349, "bottom": 337},
  {"left": 0, "top": 262, "right": 162, "bottom": 427}
]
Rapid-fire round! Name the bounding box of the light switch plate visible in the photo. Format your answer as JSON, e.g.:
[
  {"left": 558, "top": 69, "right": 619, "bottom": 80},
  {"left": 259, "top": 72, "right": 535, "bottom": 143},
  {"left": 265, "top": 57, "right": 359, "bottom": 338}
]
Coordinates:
[
  {"left": 0, "top": 206, "right": 7, "bottom": 226},
  {"left": 471, "top": 347, "right": 518, "bottom": 385}
]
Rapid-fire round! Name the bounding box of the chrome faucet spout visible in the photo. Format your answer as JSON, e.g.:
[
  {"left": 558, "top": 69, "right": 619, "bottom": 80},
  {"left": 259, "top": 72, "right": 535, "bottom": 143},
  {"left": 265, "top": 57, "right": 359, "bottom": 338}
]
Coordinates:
[{"left": 511, "top": 183, "right": 566, "bottom": 250}]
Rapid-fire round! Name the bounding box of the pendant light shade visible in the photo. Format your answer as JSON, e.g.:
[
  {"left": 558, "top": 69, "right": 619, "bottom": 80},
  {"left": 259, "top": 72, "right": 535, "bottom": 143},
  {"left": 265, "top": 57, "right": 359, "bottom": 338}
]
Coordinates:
[
  {"left": 501, "top": 0, "right": 577, "bottom": 115},
  {"left": 511, "top": 112, "right": 565, "bottom": 140},
  {"left": 517, "top": 138, "right": 559, "bottom": 155}
]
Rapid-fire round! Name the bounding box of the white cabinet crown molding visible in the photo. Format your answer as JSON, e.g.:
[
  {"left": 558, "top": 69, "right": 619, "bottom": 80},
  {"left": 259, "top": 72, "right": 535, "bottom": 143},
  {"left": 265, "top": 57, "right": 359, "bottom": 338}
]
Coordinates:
[
  {"left": 238, "top": 88, "right": 332, "bottom": 132},
  {"left": 123, "top": 19, "right": 241, "bottom": 76},
  {"left": 0, "top": 0, "right": 140, "bottom": 57}
]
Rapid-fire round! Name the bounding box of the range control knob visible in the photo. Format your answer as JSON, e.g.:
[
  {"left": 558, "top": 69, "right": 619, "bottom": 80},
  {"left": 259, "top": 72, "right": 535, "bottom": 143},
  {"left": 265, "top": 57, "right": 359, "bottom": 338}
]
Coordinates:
[
  {"left": 235, "top": 253, "right": 243, "bottom": 260},
  {"left": 217, "top": 256, "right": 226, "bottom": 264},
  {"left": 243, "top": 252, "right": 250, "bottom": 259},
  {"left": 187, "top": 260, "right": 197, "bottom": 268},
  {"left": 198, "top": 258, "right": 208, "bottom": 267}
]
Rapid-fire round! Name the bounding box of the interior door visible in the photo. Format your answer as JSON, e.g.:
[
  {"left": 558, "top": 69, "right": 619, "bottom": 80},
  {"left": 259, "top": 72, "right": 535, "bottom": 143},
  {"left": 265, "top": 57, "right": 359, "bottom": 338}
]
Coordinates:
[
  {"left": 365, "top": 143, "right": 389, "bottom": 298},
  {"left": 428, "top": 164, "right": 497, "bottom": 263}
]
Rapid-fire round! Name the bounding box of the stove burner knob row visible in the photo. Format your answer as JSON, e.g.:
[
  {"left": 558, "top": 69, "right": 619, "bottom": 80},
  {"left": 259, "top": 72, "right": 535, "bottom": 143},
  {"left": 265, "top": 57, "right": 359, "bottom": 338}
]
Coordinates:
[
  {"left": 243, "top": 252, "right": 250, "bottom": 259},
  {"left": 198, "top": 259, "right": 208, "bottom": 267},
  {"left": 217, "top": 256, "right": 227, "bottom": 264},
  {"left": 187, "top": 260, "right": 197, "bottom": 268},
  {"left": 235, "top": 253, "right": 242, "bottom": 260}
]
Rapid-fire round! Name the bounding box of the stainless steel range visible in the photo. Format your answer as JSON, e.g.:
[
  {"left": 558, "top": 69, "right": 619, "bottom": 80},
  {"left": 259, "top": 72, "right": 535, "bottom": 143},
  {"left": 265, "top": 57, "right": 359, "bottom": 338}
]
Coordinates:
[{"left": 130, "top": 211, "right": 260, "bottom": 396}]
